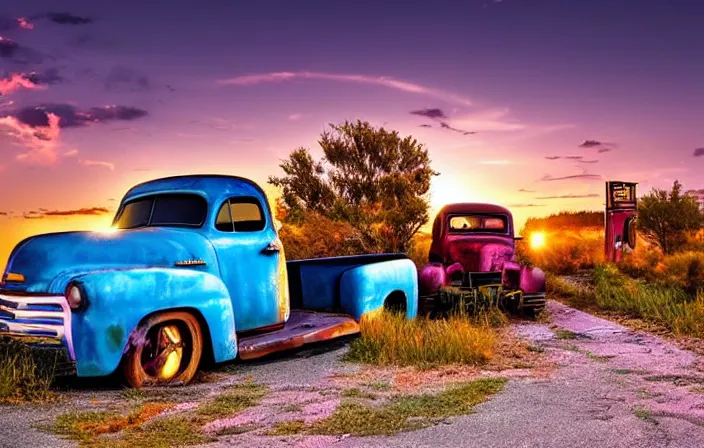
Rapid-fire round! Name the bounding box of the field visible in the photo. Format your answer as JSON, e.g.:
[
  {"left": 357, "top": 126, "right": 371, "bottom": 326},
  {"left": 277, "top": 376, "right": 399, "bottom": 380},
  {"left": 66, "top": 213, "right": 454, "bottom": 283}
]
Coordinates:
[{"left": 519, "top": 210, "right": 704, "bottom": 341}]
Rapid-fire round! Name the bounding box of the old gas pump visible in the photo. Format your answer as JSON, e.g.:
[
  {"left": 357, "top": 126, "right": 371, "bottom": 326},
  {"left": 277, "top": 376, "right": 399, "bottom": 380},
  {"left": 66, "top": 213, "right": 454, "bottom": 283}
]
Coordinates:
[{"left": 605, "top": 181, "right": 638, "bottom": 263}]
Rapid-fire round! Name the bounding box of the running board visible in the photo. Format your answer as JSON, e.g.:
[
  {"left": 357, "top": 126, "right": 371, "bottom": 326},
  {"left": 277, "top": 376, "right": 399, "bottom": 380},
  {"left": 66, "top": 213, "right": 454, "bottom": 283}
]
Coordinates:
[{"left": 237, "top": 310, "right": 360, "bottom": 360}]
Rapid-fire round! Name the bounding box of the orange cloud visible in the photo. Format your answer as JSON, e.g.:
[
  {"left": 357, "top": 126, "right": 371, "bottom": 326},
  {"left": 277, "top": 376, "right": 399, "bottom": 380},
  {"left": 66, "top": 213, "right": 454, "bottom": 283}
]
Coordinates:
[
  {"left": 22, "top": 207, "right": 111, "bottom": 219},
  {"left": 219, "top": 71, "right": 474, "bottom": 106},
  {"left": 0, "top": 113, "right": 61, "bottom": 164},
  {"left": 0, "top": 73, "right": 44, "bottom": 95},
  {"left": 78, "top": 159, "right": 115, "bottom": 170}
]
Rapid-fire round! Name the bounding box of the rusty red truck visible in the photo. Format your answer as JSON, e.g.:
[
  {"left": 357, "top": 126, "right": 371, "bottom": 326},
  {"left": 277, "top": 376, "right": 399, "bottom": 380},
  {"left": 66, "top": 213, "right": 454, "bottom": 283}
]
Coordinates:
[{"left": 418, "top": 203, "right": 546, "bottom": 316}]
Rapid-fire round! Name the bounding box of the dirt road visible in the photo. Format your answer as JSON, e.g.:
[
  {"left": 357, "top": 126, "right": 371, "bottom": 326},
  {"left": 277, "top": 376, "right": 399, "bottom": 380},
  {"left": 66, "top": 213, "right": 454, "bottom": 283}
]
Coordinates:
[{"left": 2, "top": 300, "right": 704, "bottom": 448}]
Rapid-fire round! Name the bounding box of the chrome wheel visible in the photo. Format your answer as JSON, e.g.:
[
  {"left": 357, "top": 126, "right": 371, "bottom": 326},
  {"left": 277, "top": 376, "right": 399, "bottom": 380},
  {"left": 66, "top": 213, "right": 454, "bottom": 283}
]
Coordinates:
[{"left": 141, "top": 323, "right": 186, "bottom": 381}]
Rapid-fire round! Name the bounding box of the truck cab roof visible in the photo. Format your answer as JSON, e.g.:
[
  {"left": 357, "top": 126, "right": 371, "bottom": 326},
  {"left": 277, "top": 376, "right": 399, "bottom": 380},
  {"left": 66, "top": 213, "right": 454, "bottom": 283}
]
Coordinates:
[{"left": 123, "top": 174, "right": 269, "bottom": 206}]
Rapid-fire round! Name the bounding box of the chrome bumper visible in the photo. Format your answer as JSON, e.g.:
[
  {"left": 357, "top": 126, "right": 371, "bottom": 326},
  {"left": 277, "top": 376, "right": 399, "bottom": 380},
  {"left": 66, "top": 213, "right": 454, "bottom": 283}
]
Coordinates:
[{"left": 0, "top": 293, "right": 75, "bottom": 361}]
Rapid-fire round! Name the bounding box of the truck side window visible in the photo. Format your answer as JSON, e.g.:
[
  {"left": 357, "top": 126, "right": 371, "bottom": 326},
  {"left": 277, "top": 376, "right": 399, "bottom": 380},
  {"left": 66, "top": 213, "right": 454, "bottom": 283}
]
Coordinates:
[
  {"left": 231, "top": 198, "right": 265, "bottom": 232},
  {"left": 215, "top": 197, "right": 266, "bottom": 232},
  {"left": 215, "top": 202, "right": 234, "bottom": 232}
]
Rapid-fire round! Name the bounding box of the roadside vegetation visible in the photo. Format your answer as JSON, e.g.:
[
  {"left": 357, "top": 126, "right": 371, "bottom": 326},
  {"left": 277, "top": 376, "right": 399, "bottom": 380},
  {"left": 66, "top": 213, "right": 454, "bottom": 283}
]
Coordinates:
[
  {"left": 346, "top": 288, "right": 507, "bottom": 369},
  {"left": 0, "top": 337, "right": 57, "bottom": 404},
  {"left": 522, "top": 181, "right": 704, "bottom": 339},
  {"left": 46, "top": 382, "right": 269, "bottom": 447},
  {"left": 269, "top": 377, "right": 506, "bottom": 437}
]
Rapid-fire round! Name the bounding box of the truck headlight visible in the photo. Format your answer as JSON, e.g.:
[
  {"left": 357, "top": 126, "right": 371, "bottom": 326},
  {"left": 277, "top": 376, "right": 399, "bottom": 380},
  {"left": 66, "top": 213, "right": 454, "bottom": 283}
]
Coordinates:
[{"left": 65, "top": 283, "right": 88, "bottom": 310}]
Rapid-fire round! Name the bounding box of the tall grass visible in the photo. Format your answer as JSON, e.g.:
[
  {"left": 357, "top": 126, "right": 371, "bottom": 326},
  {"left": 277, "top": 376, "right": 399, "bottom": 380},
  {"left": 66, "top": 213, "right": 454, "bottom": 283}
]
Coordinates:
[
  {"left": 0, "top": 337, "right": 56, "bottom": 404},
  {"left": 594, "top": 265, "right": 704, "bottom": 337},
  {"left": 346, "top": 289, "right": 504, "bottom": 368}
]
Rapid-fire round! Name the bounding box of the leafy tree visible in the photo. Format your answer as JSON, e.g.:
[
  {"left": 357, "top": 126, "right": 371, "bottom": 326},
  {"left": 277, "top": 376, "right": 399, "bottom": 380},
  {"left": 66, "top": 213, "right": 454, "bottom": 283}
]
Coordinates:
[
  {"left": 269, "top": 120, "right": 438, "bottom": 253},
  {"left": 637, "top": 180, "right": 704, "bottom": 254}
]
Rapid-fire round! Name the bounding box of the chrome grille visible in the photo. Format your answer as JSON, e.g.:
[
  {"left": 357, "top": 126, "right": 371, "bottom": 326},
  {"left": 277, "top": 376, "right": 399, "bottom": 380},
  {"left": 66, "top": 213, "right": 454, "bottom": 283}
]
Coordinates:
[{"left": 0, "top": 293, "right": 75, "bottom": 360}]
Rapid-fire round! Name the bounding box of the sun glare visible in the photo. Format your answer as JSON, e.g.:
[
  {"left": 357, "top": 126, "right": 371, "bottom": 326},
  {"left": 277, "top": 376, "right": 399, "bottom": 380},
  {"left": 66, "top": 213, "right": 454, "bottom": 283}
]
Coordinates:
[
  {"left": 93, "top": 226, "right": 119, "bottom": 235},
  {"left": 530, "top": 232, "right": 546, "bottom": 250}
]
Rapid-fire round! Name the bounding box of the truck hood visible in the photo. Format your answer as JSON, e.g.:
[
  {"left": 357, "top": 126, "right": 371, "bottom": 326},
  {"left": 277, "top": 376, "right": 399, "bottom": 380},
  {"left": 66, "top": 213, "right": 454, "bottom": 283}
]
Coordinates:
[
  {"left": 443, "top": 235, "right": 515, "bottom": 272},
  {"left": 2, "top": 228, "right": 218, "bottom": 294}
]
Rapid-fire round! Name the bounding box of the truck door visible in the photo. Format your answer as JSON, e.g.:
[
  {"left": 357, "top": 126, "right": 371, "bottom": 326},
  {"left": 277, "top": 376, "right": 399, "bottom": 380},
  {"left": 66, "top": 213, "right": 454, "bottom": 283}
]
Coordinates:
[{"left": 210, "top": 195, "right": 286, "bottom": 333}]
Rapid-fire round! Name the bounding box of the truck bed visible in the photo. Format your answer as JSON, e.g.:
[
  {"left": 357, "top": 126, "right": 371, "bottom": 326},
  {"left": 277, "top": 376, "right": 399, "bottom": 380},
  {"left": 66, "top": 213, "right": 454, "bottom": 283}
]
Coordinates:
[
  {"left": 237, "top": 310, "right": 360, "bottom": 360},
  {"left": 286, "top": 253, "right": 409, "bottom": 312}
]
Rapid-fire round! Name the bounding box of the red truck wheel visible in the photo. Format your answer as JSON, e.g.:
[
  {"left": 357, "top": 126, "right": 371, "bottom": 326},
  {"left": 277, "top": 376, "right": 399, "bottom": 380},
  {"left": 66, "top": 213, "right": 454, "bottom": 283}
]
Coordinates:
[{"left": 122, "top": 311, "right": 203, "bottom": 388}]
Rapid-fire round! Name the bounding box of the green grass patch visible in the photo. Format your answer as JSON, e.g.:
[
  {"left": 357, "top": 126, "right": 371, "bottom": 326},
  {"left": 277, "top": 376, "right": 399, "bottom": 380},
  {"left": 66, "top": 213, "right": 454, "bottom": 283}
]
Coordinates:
[
  {"left": 0, "top": 337, "right": 57, "bottom": 404},
  {"left": 196, "top": 384, "right": 268, "bottom": 419},
  {"left": 301, "top": 378, "right": 506, "bottom": 436},
  {"left": 215, "top": 423, "right": 262, "bottom": 436},
  {"left": 633, "top": 406, "right": 657, "bottom": 424},
  {"left": 345, "top": 307, "right": 498, "bottom": 369},
  {"left": 554, "top": 329, "right": 579, "bottom": 340},
  {"left": 47, "top": 402, "right": 175, "bottom": 447},
  {"left": 364, "top": 381, "right": 392, "bottom": 392},
  {"left": 48, "top": 383, "right": 268, "bottom": 447},
  {"left": 340, "top": 388, "right": 377, "bottom": 400},
  {"left": 103, "top": 415, "right": 213, "bottom": 448},
  {"left": 267, "top": 420, "right": 307, "bottom": 436}
]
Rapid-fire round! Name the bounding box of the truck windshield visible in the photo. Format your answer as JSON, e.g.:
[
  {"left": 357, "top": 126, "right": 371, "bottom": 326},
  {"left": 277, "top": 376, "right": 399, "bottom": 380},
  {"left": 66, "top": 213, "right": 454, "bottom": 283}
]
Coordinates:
[
  {"left": 114, "top": 194, "right": 207, "bottom": 229},
  {"left": 448, "top": 215, "right": 507, "bottom": 233}
]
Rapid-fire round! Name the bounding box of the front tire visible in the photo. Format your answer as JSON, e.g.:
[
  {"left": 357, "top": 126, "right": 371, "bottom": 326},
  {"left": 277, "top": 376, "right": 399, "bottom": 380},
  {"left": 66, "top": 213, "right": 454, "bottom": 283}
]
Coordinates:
[{"left": 121, "top": 311, "right": 203, "bottom": 388}]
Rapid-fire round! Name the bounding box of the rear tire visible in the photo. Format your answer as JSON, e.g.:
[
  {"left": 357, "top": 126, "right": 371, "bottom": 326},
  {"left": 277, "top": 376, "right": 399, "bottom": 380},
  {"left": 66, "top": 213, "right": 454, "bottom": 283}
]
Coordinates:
[{"left": 121, "top": 311, "right": 203, "bottom": 388}]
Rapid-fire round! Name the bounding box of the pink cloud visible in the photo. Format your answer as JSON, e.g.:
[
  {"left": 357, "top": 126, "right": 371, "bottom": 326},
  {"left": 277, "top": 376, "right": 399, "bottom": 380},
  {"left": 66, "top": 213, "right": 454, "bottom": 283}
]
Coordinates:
[
  {"left": 0, "top": 113, "right": 61, "bottom": 165},
  {"left": 449, "top": 108, "right": 526, "bottom": 132},
  {"left": 63, "top": 149, "right": 79, "bottom": 157},
  {"left": 79, "top": 159, "right": 115, "bottom": 170},
  {"left": 0, "top": 73, "right": 45, "bottom": 95},
  {"left": 17, "top": 17, "right": 34, "bottom": 30},
  {"left": 219, "top": 71, "right": 474, "bottom": 106}
]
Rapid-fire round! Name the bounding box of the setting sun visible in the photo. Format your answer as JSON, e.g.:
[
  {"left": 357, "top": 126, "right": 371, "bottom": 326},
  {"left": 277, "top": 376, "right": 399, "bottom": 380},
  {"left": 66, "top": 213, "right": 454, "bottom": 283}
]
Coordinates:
[{"left": 530, "top": 232, "right": 546, "bottom": 250}]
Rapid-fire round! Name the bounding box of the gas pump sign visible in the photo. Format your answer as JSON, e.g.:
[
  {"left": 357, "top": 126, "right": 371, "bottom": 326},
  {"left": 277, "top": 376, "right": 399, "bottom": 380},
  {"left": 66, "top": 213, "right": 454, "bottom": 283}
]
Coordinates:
[{"left": 606, "top": 181, "right": 637, "bottom": 210}]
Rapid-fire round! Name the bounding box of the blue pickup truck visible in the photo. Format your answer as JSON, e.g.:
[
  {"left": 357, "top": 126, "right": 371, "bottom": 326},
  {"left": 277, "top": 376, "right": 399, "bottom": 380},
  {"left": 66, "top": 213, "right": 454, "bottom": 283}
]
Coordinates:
[{"left": 0, "top": 175, "right": 418, "bottom": 387}]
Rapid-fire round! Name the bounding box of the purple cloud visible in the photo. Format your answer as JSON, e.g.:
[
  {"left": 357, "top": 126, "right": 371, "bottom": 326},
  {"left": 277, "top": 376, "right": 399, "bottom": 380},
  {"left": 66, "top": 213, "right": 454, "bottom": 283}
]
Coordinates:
[
  {"left": 6, "top": 104, "right": 148, "bottom": 129},
  {"left": 693, "top": 148, "right": 704, "bottom": 157},
  {"left": 32, "top": 12, "right": 94, "bottom": 25},
  {"left": 579, "top": 140, "right": 602, "bottom": 148},
  {"left": 410, "top": 108, "right": 447, "bottom": 119}
]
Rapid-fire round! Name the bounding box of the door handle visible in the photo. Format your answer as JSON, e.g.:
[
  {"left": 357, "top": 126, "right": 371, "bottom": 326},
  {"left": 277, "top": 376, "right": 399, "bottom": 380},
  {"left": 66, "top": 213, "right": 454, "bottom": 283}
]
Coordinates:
[{"left": 262, "top": 241, "right": 280, "bottom": 254}]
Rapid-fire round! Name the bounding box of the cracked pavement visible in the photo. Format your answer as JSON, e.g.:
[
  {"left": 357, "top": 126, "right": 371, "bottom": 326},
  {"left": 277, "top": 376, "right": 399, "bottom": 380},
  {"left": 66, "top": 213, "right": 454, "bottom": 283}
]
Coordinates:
[{"left": 3, "top": 300, "right": 704, "bottom": 448}]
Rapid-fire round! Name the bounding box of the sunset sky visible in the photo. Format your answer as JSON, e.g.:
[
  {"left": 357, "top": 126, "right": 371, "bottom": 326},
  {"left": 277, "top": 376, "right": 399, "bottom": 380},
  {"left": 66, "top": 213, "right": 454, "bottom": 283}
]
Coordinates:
[{"left": 1, "top": 0, "right": 703, "bottom": 270}]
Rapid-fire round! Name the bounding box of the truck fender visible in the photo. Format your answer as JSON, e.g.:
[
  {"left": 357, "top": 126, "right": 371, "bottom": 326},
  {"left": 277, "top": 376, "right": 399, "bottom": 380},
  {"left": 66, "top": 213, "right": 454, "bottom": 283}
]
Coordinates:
[
  {"left": 68, "top": 267, "right": 237, "bottom": 377},
  {"left": 418, "top": 262, "right": 446, "bottom": 296},
  {"left": 519, "top": 265, "right": 546, "bottom": 294},
  {"left": 339, "top": 259, "right": 419, "bottom": 320}
]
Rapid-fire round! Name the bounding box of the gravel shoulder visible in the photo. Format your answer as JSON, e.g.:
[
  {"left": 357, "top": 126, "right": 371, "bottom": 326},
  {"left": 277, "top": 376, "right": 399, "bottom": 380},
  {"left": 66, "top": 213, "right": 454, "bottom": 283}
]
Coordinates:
[{"left": 3, "top": 301, "right": 704, "bottom": 448}]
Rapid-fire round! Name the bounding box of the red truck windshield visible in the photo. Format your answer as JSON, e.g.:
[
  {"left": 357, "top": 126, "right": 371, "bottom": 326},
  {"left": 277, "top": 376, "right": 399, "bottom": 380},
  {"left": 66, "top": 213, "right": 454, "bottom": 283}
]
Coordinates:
[
  {"left": 114, "top": 194, "right": 207, "bottom": 229},
  {"left": 448, "top": 215, "right": 507, "bottom": 233}
]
